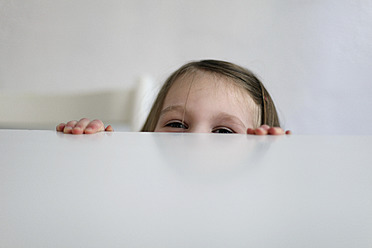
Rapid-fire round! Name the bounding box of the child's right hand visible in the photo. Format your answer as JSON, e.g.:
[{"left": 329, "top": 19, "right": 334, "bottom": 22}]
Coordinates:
[{"left": 56, "top": 118, "right": 113, "bottom": 134}]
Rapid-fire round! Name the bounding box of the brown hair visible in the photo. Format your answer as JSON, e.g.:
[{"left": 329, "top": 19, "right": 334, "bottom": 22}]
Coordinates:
[{"left": 141, "top": 59, "right": 280, "bottom": 132}]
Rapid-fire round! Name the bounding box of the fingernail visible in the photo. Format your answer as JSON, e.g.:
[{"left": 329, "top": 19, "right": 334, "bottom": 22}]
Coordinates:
[
  {"left": 63, "top": 126, "right": 72, "bottom": 133},
  {"left": 85, "top": 128, "right": 93, "bottom": 133}
]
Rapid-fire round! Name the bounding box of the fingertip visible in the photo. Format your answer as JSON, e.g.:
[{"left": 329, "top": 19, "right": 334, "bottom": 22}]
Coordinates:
[
  {"left": 255, "top": 128, "right": 268, "bottom": 135},
  {"left": 71, "top": 127, "right": 84, "bottom": 135},
  {"left": 268, "top": 127, "right": 275, "bottom": 135},
  {"left": 56, "top": 123, "right": 65, "bottom": 132},
  {"left": 247, "top": 128, "right": 254, "bottom": 135},
  {"left": 105, "top": 125, "right": 114, "bottom": 132},
  {"left": 268, "top": 127, "right": 285, "bottom": 135},
  {"left": 63, "top": 126, "right": 72, "bottom": 134},
  {"left": 84, "top": 121, "right": 104, "bottom": 134},
  {"left": 84, "top": 127, "right": 94, "bottom": 134}
]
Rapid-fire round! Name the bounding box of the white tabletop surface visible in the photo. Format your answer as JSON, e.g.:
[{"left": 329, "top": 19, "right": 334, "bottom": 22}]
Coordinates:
[{"left": 0, "top": 130, "right": 371, "bottom": 248}]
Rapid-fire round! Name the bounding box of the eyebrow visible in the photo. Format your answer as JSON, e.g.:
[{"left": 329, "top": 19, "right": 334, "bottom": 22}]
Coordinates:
[
  {"left": 213, "top": 112, "right": 247, "bottom": 130},
  {"left": 160, "top": 105, "right": 186, "bottom": 116}
]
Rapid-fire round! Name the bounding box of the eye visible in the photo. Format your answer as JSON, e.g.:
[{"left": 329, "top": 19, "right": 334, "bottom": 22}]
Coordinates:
[
  {"left": 165, "top": 121, "right": 188, "bottom": 129},
  {"left": 212, "top": 127, "right": 235, "bottom": 134}
]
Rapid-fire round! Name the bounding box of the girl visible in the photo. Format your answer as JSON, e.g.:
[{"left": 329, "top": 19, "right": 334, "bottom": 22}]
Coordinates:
[{"left": 56, "top": 60, "right": 290, "bottom": 135}]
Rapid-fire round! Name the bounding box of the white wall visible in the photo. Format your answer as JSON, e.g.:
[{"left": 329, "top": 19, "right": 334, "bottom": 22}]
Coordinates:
[{"left": 1, "top": 0, "right": 371, "bottom": 134}]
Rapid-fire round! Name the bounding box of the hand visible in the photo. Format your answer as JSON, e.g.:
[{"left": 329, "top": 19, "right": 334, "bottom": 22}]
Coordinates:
[
  {"left": 56, "top": 118, "right": 113, "bottom": 134},
  {"left": 247, "top": 125, "right": 291, "bottom": 135}
]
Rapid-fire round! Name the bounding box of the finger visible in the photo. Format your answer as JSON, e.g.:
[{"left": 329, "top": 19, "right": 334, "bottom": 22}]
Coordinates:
[
  {"left": 72, "top": 118, "right": 91, "bottom": 135},
  {"left": 105, "top": 125, "right": 114, "bottom": 132},
  {"left": 56, "top": 123, "right": 66, "bottom": 132},
  {"left": 260, "top": 124, "right": 270, "bottom": 131},
  {"left": 268, "top": 127, "right": 285, "bottom": 135},
  {"left": 247, "top": 128, "right": 255, "bottom": 135},
  {"left": 84, "top": 119, "right": 105, "bottom": 134},
  {"left": 255, "top": 127, "right": 268, "bottom": 135},
  {"left": 63, "top": 120, "right": 78, "bottom": 134}
]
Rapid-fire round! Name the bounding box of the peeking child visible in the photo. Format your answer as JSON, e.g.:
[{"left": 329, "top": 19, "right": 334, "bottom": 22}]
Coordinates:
[{"left": 56, "top": 60, "right": 290, "bottom": 135}]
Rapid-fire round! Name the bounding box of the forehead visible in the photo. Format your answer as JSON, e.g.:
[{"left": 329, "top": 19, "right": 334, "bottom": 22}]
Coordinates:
[{"left": 165, "top": 70, "right": 251, "bottom": 105}]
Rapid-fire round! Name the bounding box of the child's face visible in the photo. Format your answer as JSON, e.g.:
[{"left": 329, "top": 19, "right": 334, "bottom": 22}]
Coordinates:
[{"left": 154, "top": 72, "right": 259, "bottom": 134}]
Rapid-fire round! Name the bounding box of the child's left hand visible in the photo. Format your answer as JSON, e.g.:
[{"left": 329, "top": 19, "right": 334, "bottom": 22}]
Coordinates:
[{"left": 247, "top": 125, "right": 291, "bottom": 135}]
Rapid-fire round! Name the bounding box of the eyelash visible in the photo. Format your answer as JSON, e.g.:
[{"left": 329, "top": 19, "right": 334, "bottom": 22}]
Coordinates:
[
  {"left": 165, "top": 121, "right": 235, "bottom": 134},
  {"left": 212, "top": 127, "right": 235, "bottom": 134},
  {"left": 165, "top": 121, "right": 188, "bottom": 129}
]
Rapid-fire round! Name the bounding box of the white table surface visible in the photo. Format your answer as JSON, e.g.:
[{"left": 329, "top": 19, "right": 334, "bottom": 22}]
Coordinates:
[{"left": 1, "top": 130, "right": 371, "bottom": 248}]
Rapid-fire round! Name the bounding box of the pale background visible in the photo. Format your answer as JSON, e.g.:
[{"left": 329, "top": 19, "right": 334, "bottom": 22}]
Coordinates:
[{"left": 1, "top": 0, "right": 371, "bottom": 134}]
